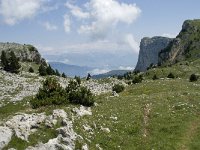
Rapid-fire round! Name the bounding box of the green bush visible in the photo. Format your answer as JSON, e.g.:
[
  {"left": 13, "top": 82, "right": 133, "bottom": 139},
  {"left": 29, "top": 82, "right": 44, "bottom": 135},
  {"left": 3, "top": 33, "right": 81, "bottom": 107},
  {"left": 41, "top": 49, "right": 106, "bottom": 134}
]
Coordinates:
[
  {"left": 39, "top": 64, "right": 47, "bottom": 76},
  {"left": 74, "top": 76, "right": 81, "bottom": 85},
  {"left": 167, "top": 72, "right": 175, "bottom": 79},
  {"left": 1, "top": 51, "right": 21, "bottom": 74},
  {"left": 132, "top": 75, "right": 143, "bottom": 84},
  {"left": 152, "top": 74, "right": 159, "bottom": 80},
  {"left": 29, "top": 67, "right": 34, "bottom": 73},
  {"left": 190, "top": 74, "right": 198, "bottom": 82},
  {"left": 112, "top": 84, "right": 125, "bottom": 93},
  {"left": 31, "top": 77, "right": 94, "bottom": 108},
  {"left": 66, "top": 80, "right": 94, "bottom": 106},
  {"left": 30, "top": 77, "right": 67, "bottom": 108}
]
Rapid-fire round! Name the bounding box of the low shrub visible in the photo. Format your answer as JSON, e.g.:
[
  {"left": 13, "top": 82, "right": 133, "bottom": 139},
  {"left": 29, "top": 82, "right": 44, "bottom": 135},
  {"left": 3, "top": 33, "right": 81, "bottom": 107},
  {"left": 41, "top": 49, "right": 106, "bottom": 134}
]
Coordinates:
[
  {"left": 30, "top": 77, "right": 67, "bottom": 108},
  {"left": 132, "top": 75, "right": 143, "bottom": 84},
  {"left": 152, "top": 74, "right": 159, "bottom": 80},
  {"left": 31, "top": 77, "right": 95, "bottom": 108},
  {"left": 167, "top": 72, "right": 175, "bottom": 79},
  {"left": 190, "top": 74, "right": 198, "bottom": 82},
  {"left": 66, "top": 80, "right": 94, "bottom": 106},
  {"left": 112, "top": 84, "right": 125, "bottom": 93},
  {"left": 29, "top": 67, "right": 34, "bottom": 73}
]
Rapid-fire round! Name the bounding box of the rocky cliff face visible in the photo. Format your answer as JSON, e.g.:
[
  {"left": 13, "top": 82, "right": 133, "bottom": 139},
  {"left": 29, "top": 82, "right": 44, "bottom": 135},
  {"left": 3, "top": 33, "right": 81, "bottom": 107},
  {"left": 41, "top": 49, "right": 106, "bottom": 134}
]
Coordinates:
[
  {"left": 159, "top": 19, "right": 200, "bottom": 64},
  {"left": 0, "top": 42, "right": 46, "bottom": 65},
  {"left": 135, "top": 37, "right": 173, "bottom": 72}
]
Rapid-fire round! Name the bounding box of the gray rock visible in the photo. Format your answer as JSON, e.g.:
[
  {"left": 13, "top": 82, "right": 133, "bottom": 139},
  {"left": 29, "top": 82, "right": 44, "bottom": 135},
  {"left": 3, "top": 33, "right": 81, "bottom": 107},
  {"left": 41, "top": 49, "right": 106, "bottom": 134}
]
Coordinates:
[
  {"left": 0, "top": 126, "right": 13, "bottom": 149},
  {"left": 73, "top": 106, "right": 92, "bottom": 117},
  {"left": 27, "top": 111, "right": 77, "bottom": 150},
  {"left": 82, "top": 144, "right": 89, "bottom": 150},
  {"left": 5, "top": 113, "right": 46, "bottom": 141},
  {"left": 0, "top": 42, "right": 46, "bottom": 65},
  {"left": 135, "top": 36, "right": 173, "bottom": 72},
  {"left": 159, "top": 19, "right": 200, "bottom": 64}
]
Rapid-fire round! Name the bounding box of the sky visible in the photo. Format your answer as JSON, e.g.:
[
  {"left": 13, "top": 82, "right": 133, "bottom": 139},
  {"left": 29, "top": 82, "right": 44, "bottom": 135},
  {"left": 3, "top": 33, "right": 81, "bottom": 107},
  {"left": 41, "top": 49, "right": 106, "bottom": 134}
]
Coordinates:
[{"left": 0, "top": 0, "right": 200, "bottom": 74}]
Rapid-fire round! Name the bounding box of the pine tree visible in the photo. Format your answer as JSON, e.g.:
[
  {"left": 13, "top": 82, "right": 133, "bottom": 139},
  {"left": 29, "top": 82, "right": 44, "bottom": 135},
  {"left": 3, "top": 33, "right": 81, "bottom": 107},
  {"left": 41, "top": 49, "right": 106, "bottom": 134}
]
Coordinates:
[
  {"left": 9, "top": 51, "right": 21, "bottom": 73},
  {"left": 39, "top": 64, "right": 47, "bottom": 76},
  {"left": 86, "top": 73, "right": 91, "bottom": 80},
  {"left": 29, "top": 67, "right": 34, "bottom": 73},
  {"left": 62, "top": 72, "right": 66, "bottom": 78},
  {"left": 46, "top": 65, "right": 54, "bottom": 75},
  {"left": 1, "top": 50, "right": 9, "bottom": 70},
  {"left": 75, "top": 76, "right": 81, "bottom": 85},
  {"left": 55, "top": 69, "right": 60, "bottom": 76}
]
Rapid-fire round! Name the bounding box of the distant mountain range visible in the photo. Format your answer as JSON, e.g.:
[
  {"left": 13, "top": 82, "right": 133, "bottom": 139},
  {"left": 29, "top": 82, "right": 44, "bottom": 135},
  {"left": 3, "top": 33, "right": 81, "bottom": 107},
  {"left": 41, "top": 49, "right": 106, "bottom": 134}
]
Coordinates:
[
  {"left": 92, "top": 70, "right": 131, "bottom": 79},
  {"left": 49, "top": 62, "right": 93, "bottom": 77},
  {"left": 49, "top": 62, "right": 131, "bottom": 78}
]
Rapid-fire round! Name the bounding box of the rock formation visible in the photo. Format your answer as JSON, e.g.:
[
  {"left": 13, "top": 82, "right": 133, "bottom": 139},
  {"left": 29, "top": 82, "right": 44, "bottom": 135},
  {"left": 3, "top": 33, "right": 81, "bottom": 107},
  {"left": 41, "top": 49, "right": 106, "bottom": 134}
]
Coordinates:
[
  {"left": 135, "top": 36, "right": 173, "bottom": 72},
  {"left": 0, "top": 42, "right": 46, "bottom": 65},
  {"left": 159, "top": 19, "right": 200, "bottom": 64}
]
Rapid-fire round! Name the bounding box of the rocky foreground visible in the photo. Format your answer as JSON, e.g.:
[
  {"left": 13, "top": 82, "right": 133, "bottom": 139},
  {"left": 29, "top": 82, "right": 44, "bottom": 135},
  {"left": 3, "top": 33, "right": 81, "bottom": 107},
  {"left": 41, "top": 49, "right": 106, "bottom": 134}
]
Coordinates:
[
  {"left": 0, "top": 69, "right": 126, "bottom": 149},
  {"left": 0, "top": 107, "right": 92, "bottom": 150}
]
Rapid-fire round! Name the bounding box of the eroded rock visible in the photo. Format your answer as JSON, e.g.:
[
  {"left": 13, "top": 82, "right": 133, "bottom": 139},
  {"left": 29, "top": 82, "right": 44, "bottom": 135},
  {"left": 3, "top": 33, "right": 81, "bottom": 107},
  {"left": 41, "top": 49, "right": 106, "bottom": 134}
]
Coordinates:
[{"left": 0, "top": 126, "right": 13, "bottom": 149}]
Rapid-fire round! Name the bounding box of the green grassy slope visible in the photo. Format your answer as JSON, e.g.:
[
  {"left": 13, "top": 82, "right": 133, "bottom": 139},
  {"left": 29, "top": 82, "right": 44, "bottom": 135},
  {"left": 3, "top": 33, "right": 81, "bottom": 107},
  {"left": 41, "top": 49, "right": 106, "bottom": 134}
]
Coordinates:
[{"left": 1, "top": 60, "right": 200, "bottom": 150}]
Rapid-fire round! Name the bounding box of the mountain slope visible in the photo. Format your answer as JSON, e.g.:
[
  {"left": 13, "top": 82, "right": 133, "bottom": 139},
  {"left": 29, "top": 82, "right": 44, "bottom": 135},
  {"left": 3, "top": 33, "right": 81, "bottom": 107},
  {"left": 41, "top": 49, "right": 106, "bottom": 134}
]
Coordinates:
[
  {"left": 92, "top": 70, "right": 131, "bottom": 79},
  {"left": 0, "top": 42, "right": 46, "bottom": 65},
  {"left": 159, "top": 19, "right": 200, "bottom": 64},
  {"left": 135, "top": 36, "right": 172, "bottom": 72},
  {"left": 49, "top": 62, "right": 93, "bottom": 77}
]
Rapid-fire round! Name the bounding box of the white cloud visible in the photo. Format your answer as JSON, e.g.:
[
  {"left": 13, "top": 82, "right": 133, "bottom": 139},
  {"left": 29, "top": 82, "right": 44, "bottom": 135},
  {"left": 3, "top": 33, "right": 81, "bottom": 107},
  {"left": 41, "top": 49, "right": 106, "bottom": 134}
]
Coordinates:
[
  {"left": 61, "top": 59, "right": 70, "bottom": 64},
  {"left": 37, "top": 40, "right": 133, "bottom": 55},
  {"left": 42, "top": 22, "right": 57, "bottom": 31},
  {"left": 64, "top": 14, "right": 71, "bottom": 32},
  {"left": 124, "top": 34, "right": 140, "bottom": 53},
  {"left": 77, "top": 0, "right": 141, "bottom": 39},
  {"left": 88, "top": 68, "right": 110, "bottom": 75},
  {"left": 119, "top": 66, "right": 134, "bottom": 70},
  {"left": 0, "top": 0, "right": 44, "bottom": 25},
  {"left": 65, "top": 2, "right": 90, "bottom": 19},
  {"left": 162, "top": 33, "right": 177, "bottom": 38}
]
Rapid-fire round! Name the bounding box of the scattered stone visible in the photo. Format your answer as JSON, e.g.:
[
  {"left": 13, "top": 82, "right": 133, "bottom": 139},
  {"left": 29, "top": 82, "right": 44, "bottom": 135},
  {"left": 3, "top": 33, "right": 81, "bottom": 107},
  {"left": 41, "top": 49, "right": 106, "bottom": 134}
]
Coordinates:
[
  {"left": 82, "top": 144, "right": 89, "bottom": 150},
  {"left": 0, "top": 126, "right": 13, "bottom": 149},
  {"left": 110, "top": 116, "right": 118, "bottom": 121},
  {"left": 5, "top": 113, "right": 46, "bottom": 141},
  {"left": 96, "top": 144, "right": 103, "bottom": 150},
  {"left": 73, "top": 106, "right": 92, "bottom": 117},
  {"left": 100, "top": 126, "right": 110, "bottom": 133},
  {"left": 112, "top": 91, "right": 119, "bottom": 97},
  {"left": 26, "top": 112, "right": 77, "bottom": 150},
  {"left": 83, "top": 124, "right": 93, "bottom": 132},
  {"left": 52, "top": 109, "right": 67, "bottom": 119}
]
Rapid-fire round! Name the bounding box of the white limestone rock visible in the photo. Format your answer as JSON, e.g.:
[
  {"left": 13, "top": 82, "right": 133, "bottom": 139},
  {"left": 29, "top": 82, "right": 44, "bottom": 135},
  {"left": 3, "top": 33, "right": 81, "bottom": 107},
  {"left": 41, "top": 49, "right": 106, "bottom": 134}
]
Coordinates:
[
  {"left": 0, "top": 126, "right": 13, "bottom": 149},
  {"left": 5, "top": 113, "right": 46, "bottom": 141},
  {"left": 73, "top": 106, "right": 92, "bottom": 117}
]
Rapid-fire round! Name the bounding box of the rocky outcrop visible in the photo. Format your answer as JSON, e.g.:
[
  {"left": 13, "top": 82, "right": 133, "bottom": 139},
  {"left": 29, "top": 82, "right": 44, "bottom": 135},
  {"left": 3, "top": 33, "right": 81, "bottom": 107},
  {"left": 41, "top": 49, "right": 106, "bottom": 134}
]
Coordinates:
[
  {"left": 159, "top": 19, "right": 200, "bottom": 64},
  {"left": 0, "top": 127, "right": 13, "bottom": 149},
  {"left": 5, "top": 113, "right": 46, "bottom": 141},
  {"left": 135, "top": 37, "right": 173, "bottom": 72},
  {"left": 0, "top": 42, "right": 46, "bottom": 65}
]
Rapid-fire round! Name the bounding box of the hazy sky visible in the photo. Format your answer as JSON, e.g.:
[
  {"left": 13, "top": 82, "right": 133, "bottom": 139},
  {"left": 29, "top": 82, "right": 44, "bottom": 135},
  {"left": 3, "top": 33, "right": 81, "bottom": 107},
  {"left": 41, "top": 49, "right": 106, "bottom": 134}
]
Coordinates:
[{"left": 0, "top": 0, "right": 200, "bottom": 74}]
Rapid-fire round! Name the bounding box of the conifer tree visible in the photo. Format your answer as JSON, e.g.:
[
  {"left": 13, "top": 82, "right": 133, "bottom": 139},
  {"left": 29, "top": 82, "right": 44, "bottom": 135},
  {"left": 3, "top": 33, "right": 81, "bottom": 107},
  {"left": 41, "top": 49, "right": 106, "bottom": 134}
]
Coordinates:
[
  {"left": 55, "top": 69, "right": 60, "bottom": 76},
  {"left": 86, "top": 73, "right": 91, "bottom": 80},
  {"left": 39, "top": 64, "right": 47, "bottom": 76},
  {"left": 62, "top": 72, "right": 66, "bottom": 78},
  {"left": 1, "top": 50, "right": 9, "bottom": 70},
  {"left": 29, "top": 67, "right": 34, "bottom": 73},
  {"left": 9, "top": 51, "right": 21, "bottom": 73}
]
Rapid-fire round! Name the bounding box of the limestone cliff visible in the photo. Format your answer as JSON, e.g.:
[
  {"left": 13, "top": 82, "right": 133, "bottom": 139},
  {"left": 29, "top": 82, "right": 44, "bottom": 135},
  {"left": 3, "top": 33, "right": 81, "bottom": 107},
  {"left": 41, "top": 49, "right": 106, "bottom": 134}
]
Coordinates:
[
  {"left": 135, "top": 37, "right": 172, "bottom": 72},
  {"left": 0, "top": 42, "right": 46, "bottom": 65},
  {"left": 159, "top": 19, "right": 200, "bottom": 64}
]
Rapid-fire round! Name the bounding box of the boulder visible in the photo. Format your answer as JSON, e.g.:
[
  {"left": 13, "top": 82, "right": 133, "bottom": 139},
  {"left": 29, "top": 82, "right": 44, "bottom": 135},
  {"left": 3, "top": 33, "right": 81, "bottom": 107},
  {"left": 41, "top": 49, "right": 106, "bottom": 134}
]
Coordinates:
[{"left": 0, "top": 126, "right": 13, "bottom": 149}]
